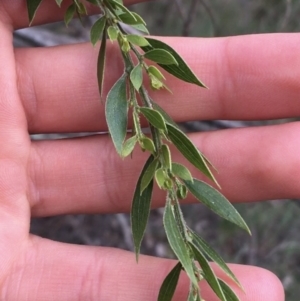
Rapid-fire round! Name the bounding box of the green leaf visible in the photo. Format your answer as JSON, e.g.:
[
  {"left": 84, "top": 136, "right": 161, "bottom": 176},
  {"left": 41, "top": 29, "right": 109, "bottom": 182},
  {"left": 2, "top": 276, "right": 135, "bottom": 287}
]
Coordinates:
[
  {"left": 130, "top": 23, "right": 150, "bottom": 35},
  {"left": 144, "top": 49, "right": 178, "bottom": 66},
  {"left": 105, "top": 74, "right": 128, "bottom": 155},
  {"left": 74, "top": 1, "right": 87, "bottom": 14},
  {"left": 142, "top": 38, "right": 207, "bottom": 88},
  {"left": 184, "top": 179, "right": 251, "bottom": 234},
  {"left": 97, "top": 28, "right": 107, "bottom": 97},
  {"left": 130, "top": 64, "right": 143, "bottom": 91},
  {"left": 131, "top": 12, "right": 147, "bottom": 25},
  {"left": 118, "top": 12, "right": 139, "bottom": 25},
  {"left": 158, "top": 262, "right": 182, "bottom": 301},
  {"left": 161, "top": 144, "right": 172, "bottom": 170},
  {"left": 27, "top": 0, "right": 44, "bottom": 24},
  {"left": 190, "top": 244, "right": 227, "bottom": 301},
  {"left": 121, "top": 135, "right": 137, "bottom": 158},
  {"left": 164, "top": 200, "right": 198, "bottom": 286},
  {"left": 219, "top": 279, "right": 240, "bottom": 301},
  {"left": 131, "top": 155, "right": 154, "bottom": 259},
  {"left": 151, "top": 101, "right": 178, "bottom": 129},
  {"left": 126, "top": 34, "right": 149, "bottom": 46},
  {"left": 90, "top": 16, "right": 106, "bottom": 46},
  {"left": 139, "top": 107, "right": 167, "bottom": 131},
  {"left": 172, "top": 163, "right": 193, "bottom": 182},
  {"left": 190, "top": 230, "right": 242, "bottom": 288},
  {"left": 140, "top": 158, "right": 159, "bottom": 195},
  {"left": 166, "top": 123, "right": 218, "bottom": 185},
  {"left": 64, "top": 4, "right": 76, "bottom": 26},
  {"left": 103, "top": 0, "right": 119, "bottom": 17},
  {"left": 110, "top": 0, "right": 137, "bottom": 21}
]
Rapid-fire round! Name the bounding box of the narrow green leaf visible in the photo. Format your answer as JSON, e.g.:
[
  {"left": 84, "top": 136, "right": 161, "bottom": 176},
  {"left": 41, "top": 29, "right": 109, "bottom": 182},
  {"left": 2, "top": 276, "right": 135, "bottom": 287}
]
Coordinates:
[
  {"left": 140, "top": 158, "right": 159, "bottom": 195},
  {"left": 75, "top": 2, "right": 87, "bottom": 14},
  {"left": 131, "top": 12, "right": 147, "bottom": 25},
  {"left": 140, "top": 107, "right": 167, "bottom": 131},
  {"left": 130, "top": 64, "right": 143, "bottom": 91},
  {"left": 184, "top": 179, "right": 251, "bottom": 234},
  {"left": 151, "top": 101, "right": 178, "bottom": 129},
  {"left": 164, "top": 200, "right": 198, "bottom": 286},
  {"left": 190, "top": 230, "right": 242, "bottom": 288},
  {"left": 121, "top": 135, "right": 137, "bottom": 158},
  {"left": 202, "top": 152, "right": 218, "bottom": 172},
  {"left": 126, "top": 34, "right": 149, "bottom": 46},
  {"left": 90, "top": 16, "right": 106, "bottom": 46},
  {"left": 105, "top": 74, "right": 128, "bottom": 155},
  {"left": 103, "top": 0, "right": 119, "bottom": 17},
  {"left": 118, "top": 12, "right": 139, "bottom": 25},
  {"left": 111, "top": 0, "right": 137, "bottom": 21},
  {"left": 27, "top": 0, "right": 44, "bottom": 24},
  {"left": 64, "top": 4, "right": 76, "bottom": 26},
  {"left": 161, "top": 144, "right": 172, "bottom": 170},
  {"left": 142, "top": 38, "right": 207, "bottom": 88},
  {"left": 172, "top": 163, "right": 193, "bottom": 182},
  {"left": 97, "top": 29, "right": 107, "bottom": 97},
  {"left": 131, "top": 155, "right": 154, "bottom": 259},
  {"left": 144, "top": 49, "right": 178, "bottom": 66},
  {"left": 190, "top": 244, "right": 227, "bottom": 301},
  {"left": 130, "top": 23, "right": 150, "bottom": 35},
  {"left": 158, "top": 262, "right": 182, "bottom": 301},
  {"left": 166, "top": 123, "right": 218, "bottom": 185},
  {"left": 219, "top": 279, "right": 240, "bottom": 301}
]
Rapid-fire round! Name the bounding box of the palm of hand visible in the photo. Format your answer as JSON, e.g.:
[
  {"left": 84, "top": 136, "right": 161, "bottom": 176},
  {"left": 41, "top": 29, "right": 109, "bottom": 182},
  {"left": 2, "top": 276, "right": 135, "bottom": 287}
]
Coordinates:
[{"left": 0, "top": 0, "right": 294, "bottom": 300}]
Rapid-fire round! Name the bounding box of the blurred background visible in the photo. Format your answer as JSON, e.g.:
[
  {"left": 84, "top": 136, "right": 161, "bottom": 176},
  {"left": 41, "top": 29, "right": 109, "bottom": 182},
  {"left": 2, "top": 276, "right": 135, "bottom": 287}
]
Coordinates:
[{"left": 14, "top": 0, "right": 300, "bottom": 300}]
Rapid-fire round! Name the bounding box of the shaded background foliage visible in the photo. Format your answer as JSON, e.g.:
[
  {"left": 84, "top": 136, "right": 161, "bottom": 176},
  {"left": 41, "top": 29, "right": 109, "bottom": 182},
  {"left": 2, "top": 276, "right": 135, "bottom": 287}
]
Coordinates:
[{"left": 14, "top": 1, "right": 300, "bottom": 300}]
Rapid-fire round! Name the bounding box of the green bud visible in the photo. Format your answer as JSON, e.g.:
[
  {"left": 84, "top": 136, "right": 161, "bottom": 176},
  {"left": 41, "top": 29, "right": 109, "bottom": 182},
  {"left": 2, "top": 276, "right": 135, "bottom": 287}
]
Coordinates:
[
  {"left": 164, "top": 178, "right": 173, "bottom": 190},
  {"left": 107, "top": 26, "right": 119, "bottom": 42},
  {"left": 176, "top": 183, "right": 188, "bottom": 199},
  {"left": 155, "top": 168, "right": 166, "bottom": 189},
  {"left": 149, "top": 74, "right": 164, "bottom": 90},
  {"left": 139, "top": 136, "right": 155, "bottom": 154},
  {"left": 148, "top": 65, "right": 165, "bottom": 80},
  {"left": 121, "top": 37, "right": 131, "bottom": 53}
]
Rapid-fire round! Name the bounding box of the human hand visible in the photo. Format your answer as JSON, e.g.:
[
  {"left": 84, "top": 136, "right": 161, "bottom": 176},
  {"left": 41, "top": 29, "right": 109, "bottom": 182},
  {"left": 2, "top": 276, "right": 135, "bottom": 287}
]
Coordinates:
[{"left": 0, "top": 0, "right": 294, "bottom": 300}]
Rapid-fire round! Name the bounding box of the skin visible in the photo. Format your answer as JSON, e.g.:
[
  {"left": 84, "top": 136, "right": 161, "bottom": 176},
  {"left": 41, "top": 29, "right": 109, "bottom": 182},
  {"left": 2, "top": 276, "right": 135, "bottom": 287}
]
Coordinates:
[{"left": 0, "top": 0, "right": 297, "bottom": 299}]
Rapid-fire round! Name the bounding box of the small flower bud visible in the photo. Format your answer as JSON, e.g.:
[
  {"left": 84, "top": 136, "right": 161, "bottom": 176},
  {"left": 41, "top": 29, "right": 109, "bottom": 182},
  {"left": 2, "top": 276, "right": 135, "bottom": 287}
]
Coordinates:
[
  {"left": 121, "top": 38, "right": 130, "bottom": 53},
  {"left": 149, "top": 74, "right": 164, "bottom": 90}
]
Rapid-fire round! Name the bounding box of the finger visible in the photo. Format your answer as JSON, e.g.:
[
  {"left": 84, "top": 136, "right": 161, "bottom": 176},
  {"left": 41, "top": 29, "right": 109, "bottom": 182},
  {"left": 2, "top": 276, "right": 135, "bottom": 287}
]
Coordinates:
[
  {"left": 0, "top": 18, "right": 31, "bottom": 285},
  {"left": 1, "top": 0, "right": 146, "bottom": 29},
  {"left": 2, "top": 236, "right": 284, "bottom": 301},
  {"left": 29, "top": 122, "right": 300, "bottom": 216},
  {"left": 16, "top": 34, "right": 300, "bottom": 134}
]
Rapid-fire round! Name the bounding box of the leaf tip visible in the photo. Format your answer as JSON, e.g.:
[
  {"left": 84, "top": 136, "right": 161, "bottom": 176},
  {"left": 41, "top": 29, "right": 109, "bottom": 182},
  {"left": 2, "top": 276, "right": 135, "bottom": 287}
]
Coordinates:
[{"left": 135, "top": 250, "right": 140, "bottom": 263}]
